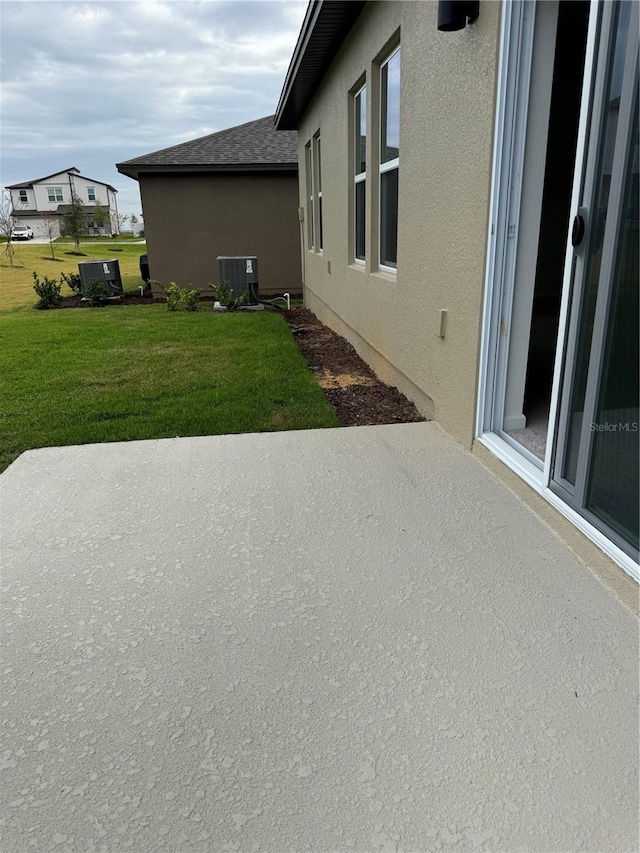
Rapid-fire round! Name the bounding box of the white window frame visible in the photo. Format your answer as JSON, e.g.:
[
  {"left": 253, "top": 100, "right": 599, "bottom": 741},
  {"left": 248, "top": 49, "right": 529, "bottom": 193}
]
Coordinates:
[
  {"left": 379, "top": 45, "right": 400, "bottom": 273},
  {"left": 314, "top": 133, "right": 323, "bottom": 253},
  {"left": 87, "top": 187, "right": 96, "bottom": 201},
  {"left": 47, "top": 187, "right": 63, "bottom": 203},
  {"left": 305, "top": 141, "right": 314, "bottom": 251},
  {"left": 305, "top": 133, "right": 323, "bottom": 253},
  {"left": 354, "top": 84, "right": 367, "bottom": 265},
  {"left": 18, "top": 189, "right": 28, "bottom": 204}
]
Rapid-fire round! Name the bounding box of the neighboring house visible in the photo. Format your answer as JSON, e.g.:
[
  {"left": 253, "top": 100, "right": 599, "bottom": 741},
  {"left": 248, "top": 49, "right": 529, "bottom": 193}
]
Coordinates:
[
  {"left": 6, "top": 167, "right": 119, "bottom": 238},
  {"left": 116, "top": 116, "right": 300, "bottom": 297},
  {"left": 275, "top": 0, "right": 639, "bottom": 582}
]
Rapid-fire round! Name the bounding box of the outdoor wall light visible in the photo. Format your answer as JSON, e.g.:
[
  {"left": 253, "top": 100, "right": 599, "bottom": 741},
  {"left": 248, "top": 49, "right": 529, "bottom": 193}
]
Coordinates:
[{"left": 438, "top": 0, "right": 479, "bottom": 32}]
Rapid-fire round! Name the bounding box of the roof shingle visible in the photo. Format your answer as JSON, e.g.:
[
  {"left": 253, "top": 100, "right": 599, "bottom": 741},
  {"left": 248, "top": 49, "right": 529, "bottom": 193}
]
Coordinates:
[{"left": 117, "top": 116, "right": 297, "bottom": 179}]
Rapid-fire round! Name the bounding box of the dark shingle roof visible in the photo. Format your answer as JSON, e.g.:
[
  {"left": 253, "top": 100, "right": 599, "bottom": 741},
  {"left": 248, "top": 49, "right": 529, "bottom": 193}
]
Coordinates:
[
  {"left": 117, "top": 116, "right": 298, "bottom": 180},
  {"left": 6, "top": 167, "right": 116, "bottom": 192}
]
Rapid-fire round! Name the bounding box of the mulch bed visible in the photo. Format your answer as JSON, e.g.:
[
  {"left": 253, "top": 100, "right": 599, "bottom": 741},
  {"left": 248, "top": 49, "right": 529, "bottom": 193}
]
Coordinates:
[
  {"left": 283, "top": 308, "right": 426, "bottom": 427},
  {"left": 51, "top": 293, "right": 219, "bottom": 308},
  {"left": 52, "top": 294, "right": 157, "bottom": 308}
]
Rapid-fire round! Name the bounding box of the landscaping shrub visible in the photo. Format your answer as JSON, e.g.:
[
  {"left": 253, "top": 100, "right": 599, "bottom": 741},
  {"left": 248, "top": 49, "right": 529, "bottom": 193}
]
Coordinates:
[
  {"left": 86, "top": 279, "right": 109, "bottom": 307},
  {"left": 182, "top": 288, "right": 200, "bottom": 312},
  {"left": 163, "top": 282, "right": 200, "bottom": 311},
  {"left": 60, "top": 271, "right": 82, "bottom": 294},
  {"left": 164, "top": 282, "right": 183, "bottom": 311},
  {"left": 209, "top": 280, "right": 247, "bottom": 312},
  {"left": 32, "top": 272, "right": 61, "bottom": 309}
]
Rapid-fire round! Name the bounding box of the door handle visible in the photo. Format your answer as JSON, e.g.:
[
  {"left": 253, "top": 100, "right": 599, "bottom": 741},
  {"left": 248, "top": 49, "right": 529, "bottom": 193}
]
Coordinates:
[{"left": 571, "top": 213, "right": 586, "bottom": 247}]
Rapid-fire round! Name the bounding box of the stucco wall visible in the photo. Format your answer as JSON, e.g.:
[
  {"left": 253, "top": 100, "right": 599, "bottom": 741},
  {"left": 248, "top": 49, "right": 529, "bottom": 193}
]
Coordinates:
[
  {"left": 140, "top": 172, "right": 302, "bottom": 297},
  {"left": 298, "top": 1, "right": 501, "bottom": 448}
]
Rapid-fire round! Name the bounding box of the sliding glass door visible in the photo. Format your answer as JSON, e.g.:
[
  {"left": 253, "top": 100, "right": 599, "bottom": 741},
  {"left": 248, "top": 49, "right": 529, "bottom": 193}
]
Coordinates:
[
  {"left": 479, "top": 0, "right": 639, "bottom": 569},
  {"left": 552, "top": 0, "right": 639, "bottom": 557}
]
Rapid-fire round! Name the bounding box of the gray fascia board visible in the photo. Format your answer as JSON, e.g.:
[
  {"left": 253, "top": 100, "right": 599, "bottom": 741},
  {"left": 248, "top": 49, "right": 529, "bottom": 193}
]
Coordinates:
[
  {"left": 275, "top": 0, "right": 366, "bottom": 130},
  {"left": 116, "top": 163, "right": 298, "bottom": 180},
  {"left": 275, "top": 0, "right": 324, "bottom": 129}
]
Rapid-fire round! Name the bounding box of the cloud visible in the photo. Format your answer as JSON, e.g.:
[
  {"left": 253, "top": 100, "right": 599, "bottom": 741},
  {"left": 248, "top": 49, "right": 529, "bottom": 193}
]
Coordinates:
[{"left": 0, "top": 0, "right": 307, "bottom": 214}]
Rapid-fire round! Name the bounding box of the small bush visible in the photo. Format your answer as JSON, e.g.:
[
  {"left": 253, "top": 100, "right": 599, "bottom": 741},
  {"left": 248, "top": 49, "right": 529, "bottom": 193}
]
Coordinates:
[
  {"left": 163, "top": 282, "right": 200, "bottom": 311},
  {"left": 164, "top": 282, "right": 183, "bottom": 312},
  {"left": 209, "top": 280, "right": 247, "bottom": 312},
  {"left": 182, "top": 288, "right": 200, "bottom": 312},
  {"left": 86, "top": 279, "right": 108, "bottom": 307},
  {"left": 33, "top": 272, "right": 61, "bottom": 309},
  {"left": 60, "top": 271, "right": 82, "bottom": 294}
]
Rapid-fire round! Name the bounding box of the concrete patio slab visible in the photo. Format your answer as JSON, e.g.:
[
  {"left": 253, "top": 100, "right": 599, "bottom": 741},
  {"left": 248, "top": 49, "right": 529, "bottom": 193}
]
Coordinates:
[{"left": 1, "top": 422, "right": 637, "bottom": 852}]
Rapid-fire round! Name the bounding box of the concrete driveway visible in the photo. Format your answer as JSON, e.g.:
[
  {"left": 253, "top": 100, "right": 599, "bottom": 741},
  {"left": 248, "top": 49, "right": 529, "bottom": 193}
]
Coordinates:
[{"left": 1, "top": 423, "right": 637, "bottom": 852}]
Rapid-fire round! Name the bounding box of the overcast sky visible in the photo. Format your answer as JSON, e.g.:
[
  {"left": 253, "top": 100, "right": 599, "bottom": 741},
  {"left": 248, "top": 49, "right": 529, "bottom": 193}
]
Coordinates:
[{"left": 0, "top": 0, "right": 307, "bottom": 218}]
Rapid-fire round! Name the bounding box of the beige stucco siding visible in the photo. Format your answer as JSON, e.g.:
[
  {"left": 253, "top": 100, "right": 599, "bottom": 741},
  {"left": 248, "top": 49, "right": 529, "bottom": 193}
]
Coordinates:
[
  {"left": 140, "top": 172, "right": 301, "bottom": 297},
  {"left": 298, "top": 1, "right": 501, "bottom": 447}
]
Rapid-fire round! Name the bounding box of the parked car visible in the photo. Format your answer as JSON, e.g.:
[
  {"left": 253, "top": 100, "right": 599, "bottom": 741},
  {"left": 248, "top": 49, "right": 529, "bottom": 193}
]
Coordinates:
[{"left": 13, "top": 225, "right": 34, "bottom": 240}]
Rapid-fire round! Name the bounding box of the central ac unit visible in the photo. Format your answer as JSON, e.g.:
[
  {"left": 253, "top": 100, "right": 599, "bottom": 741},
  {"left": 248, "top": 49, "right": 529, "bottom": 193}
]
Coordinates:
[{"left": 216, "top": 256, "right": 259, "bottom": 305}]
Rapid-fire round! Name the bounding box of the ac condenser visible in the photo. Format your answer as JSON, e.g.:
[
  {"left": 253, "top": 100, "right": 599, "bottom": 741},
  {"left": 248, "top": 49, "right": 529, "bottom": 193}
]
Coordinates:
[
  {"left": 216, "top": 256, "right": 259, "bottom": 305},
  {"left": 78, "top": 259, "right": 123, "bottom": 297}
]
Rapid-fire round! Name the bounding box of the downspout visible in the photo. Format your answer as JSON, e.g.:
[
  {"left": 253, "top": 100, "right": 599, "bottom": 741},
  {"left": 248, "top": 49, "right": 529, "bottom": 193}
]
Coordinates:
[
  {"left": 113, "top": 189, "right": 119, "bottom": 237},
  {"left": 67, "top": 171, "right": 77, "bottom": 250}
]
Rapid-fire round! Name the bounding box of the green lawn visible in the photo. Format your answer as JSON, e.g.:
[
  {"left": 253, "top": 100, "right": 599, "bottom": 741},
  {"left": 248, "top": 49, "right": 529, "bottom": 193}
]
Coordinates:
[
  {"left": 0, "top": 239, "right": 147, "bottom": 310},
  {"left": 0, "top": 301, "right": 340, "bottom": 474}
]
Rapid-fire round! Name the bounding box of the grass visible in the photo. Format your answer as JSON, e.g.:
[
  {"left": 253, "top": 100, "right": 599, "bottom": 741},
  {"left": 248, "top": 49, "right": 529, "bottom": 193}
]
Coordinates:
[
  {"left": 0, "top": 305, "right": 340, "bottom": 473},
  {"left": 0, "top": 240, "right": 146, "bottom": 310},
  {"left": 0, "top": 243, "right": 339, "bottom": 472}
]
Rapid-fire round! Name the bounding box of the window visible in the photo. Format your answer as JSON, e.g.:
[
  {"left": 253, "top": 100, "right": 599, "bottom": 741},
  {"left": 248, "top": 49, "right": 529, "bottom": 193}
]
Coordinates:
[
  {"left": 305, "top": 134, "right": 323, "bottom": 252},
  {"left": 380, "top": 47, "right": 400, "bottom": 269},
  {"left": 354, "top": 85, "right": 367, "bottom": 262},
  {"left": 87, "top": 187, "right": 96, "bottom": 201},
  {"left": 47, "top": 187, "right": 63, "bottom": 203},
  {"left": 305, "top": 141, "right": 314, "bottom": 249},
  {"left": 18, "top": 189, "right": 28, "bottom": 204},
  {"left": 314, "top": 133, "right": 323, "bottom": 251}
]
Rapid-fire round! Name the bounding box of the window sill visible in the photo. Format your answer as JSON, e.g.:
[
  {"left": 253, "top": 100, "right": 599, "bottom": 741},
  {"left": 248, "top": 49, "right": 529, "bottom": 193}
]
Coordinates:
[{"left": 372, "top": 267, "right": 398, "bottom": 284}]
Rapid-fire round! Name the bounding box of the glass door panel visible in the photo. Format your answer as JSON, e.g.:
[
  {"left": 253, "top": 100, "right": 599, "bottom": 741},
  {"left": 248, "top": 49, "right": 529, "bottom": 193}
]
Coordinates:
[
  {"left": 552, "top": 0, "right": 639, "bottom": 558},
  {"left": 561, "top": 0, "right": 632, "bottom": 485},
  {"left": 586, "top": 96, "right": 639, "bottom": 550}
]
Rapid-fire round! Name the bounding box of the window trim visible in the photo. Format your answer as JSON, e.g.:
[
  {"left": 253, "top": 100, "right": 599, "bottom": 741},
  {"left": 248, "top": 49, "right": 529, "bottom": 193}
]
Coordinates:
[
  {"left": 18, "top": 189, "right": 28, "bottom": 203},
  {"left": 354, "top": 83, "right": 367, "bottom": 265},
  {"left": 314, "top": 132, "right": 323, "bottom": 253},
  {"left": 379, "top": 45, "right": 400, "bottom": 272},
  {"left": 305, "top": 141, "right": 314, "bottom": 251},
  {"left": 305, "top": 132, "right": 323, "bottom": 254},
  {"left": 47, "top": 187, "right": 63, "bottom": 203},
  {"left": 87, "top": 187, "right": 96, "bottom": 201}
]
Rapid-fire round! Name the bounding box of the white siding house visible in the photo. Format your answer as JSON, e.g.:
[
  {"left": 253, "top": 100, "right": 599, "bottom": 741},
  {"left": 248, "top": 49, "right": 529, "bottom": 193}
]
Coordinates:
[{"left": 6, "top": 167, "right": 119, "bottom": 238}]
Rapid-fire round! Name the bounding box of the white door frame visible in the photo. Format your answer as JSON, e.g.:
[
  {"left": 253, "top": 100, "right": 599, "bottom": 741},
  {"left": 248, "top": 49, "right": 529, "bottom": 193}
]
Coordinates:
[{"left": 475, "top": 0, "right": 639, "bottom": 582}]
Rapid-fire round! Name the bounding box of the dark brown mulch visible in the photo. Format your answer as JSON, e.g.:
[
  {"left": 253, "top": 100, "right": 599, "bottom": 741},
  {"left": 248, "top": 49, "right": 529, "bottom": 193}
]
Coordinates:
[
  {"left": 283, "top": 307, "right": 426, "bottom": 427},
  {"left": 52, "top": 294, "right": 157, "bottom": 309},
  {"left": 51, "top": 293, "right": 223, "bottom": 309}
]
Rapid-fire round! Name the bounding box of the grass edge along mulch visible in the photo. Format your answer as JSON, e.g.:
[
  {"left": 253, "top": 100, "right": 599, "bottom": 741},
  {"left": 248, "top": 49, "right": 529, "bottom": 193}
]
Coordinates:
[{"left": 0, "top": 306, "right": 340, "bottom": 474}]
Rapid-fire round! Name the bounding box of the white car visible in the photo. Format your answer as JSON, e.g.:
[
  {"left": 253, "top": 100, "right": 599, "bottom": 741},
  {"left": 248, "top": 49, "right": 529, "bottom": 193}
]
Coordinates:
[{"left": 13, "top": 225, "right": 34, "bottom": 240}]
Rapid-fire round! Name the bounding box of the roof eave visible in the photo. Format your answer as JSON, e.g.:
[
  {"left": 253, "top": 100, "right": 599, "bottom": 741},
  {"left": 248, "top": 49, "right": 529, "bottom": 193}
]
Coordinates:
[
  {"left": 116, "top": 162, "right": 298, "bottom": 180},
  {"left": 275, "top": 0, "right": 367, "bottom": 131}
]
